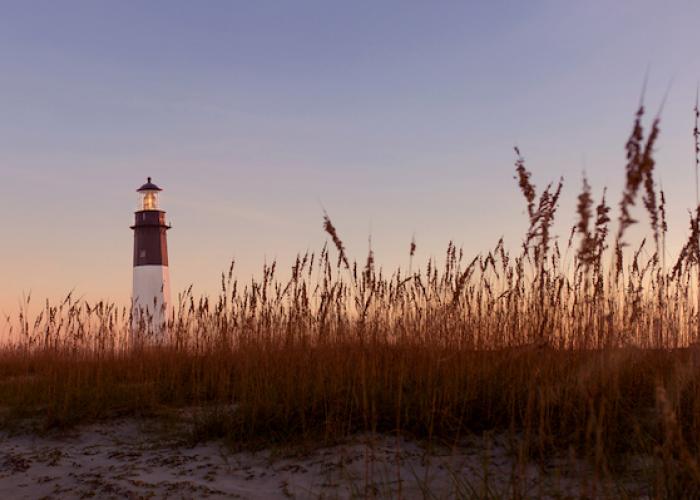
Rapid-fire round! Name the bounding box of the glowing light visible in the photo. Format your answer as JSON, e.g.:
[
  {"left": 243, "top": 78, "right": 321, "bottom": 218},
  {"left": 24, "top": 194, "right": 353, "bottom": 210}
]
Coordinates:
[{"left": 141, "top": 191, "right": 159, "bottom": 210}]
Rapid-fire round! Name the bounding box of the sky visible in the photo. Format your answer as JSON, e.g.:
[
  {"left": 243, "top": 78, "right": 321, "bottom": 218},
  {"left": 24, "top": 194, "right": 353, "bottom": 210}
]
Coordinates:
[{"left": 1, "top": 0, "right": 700, "bottom": 316}]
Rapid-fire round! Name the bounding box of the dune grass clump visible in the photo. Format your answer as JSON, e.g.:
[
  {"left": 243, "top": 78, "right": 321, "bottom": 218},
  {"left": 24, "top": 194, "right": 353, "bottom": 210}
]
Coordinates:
[{"left": 2, "top": 104, "right": 700, "bottom": 495}]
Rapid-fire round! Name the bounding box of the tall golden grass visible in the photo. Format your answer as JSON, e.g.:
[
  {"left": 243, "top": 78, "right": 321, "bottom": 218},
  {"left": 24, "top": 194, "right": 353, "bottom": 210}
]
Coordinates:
[{"left": 2, "top": 104, "right": 700, "bottom": 495}]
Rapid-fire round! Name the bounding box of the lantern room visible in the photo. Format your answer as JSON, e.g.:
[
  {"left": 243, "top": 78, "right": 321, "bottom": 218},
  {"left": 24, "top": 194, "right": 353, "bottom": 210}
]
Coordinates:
[{"left": 136, "top": 177, "right": 163, "bottom": 211}]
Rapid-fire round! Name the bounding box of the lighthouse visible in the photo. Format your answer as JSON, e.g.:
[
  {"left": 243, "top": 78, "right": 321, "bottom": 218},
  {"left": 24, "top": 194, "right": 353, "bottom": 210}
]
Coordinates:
[{"left": 131, "top": 177, "right": 171, "bottom": 336}]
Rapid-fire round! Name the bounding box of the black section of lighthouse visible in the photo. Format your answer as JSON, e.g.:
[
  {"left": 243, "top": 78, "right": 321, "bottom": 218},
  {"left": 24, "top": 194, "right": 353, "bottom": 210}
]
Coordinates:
[{"left": 131, "top": 177, "right": 172, "bottom": 330}]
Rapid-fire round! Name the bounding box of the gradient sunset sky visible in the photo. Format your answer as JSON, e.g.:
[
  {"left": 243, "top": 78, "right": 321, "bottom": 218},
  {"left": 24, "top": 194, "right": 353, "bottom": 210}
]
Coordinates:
[{"left": 1, "top": 1, "right": 700, "bottom": 315}]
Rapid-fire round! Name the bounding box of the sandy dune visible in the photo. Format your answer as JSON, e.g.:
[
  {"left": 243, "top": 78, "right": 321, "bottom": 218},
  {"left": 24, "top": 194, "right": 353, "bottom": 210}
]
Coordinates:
[{"left": 0, "top": 418, "right": 642, "bottom": 499}]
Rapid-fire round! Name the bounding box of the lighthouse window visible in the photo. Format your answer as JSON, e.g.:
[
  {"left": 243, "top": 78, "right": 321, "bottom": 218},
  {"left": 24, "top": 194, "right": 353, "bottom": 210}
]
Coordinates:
[
  {"left": 144, "top": 192, "right": 157, "bottom": 210},
  {"left": 138, "top": 190, "right": 160, "bottom": 211}
]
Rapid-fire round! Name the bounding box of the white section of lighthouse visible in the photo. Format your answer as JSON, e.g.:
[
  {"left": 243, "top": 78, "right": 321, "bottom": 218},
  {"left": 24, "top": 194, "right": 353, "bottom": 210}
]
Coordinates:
[{"left": 131, "top": 177, "right": 171, "bottom": 336}]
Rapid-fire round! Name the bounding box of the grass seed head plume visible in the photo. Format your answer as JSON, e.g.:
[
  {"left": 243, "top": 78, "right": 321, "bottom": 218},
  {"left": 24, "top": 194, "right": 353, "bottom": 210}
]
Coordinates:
[
  {"left": 576, "top": 174, "right": 593, "bottom": 236},
  {"left": 672, "top": 206, "right": 700, "bottom": 279},
  {"left": 616, "top": 104, "right": 661, "bottom": 250},
  {"left": 364, "top": 236, "right": 375, "bottom": 284},
  {"left": 593, "top": 189, "right": 611, "bottom": 261},
  {"left": 694, "top": 88, "right": 700, "bottom": 205},
  {"left": 322, "top": 211, "right": 350, "bottom": 269},
  {"left": 514, "top": 146, "right": 536, "bottom": 219},
  {"left": 514, "top": 153, "right": 563, "bottom": 277},
  {"left": 576, "top": 174, "right": 594, "bottom": 269},
  {"left": 641, "top": 116, "right": 661, "bottom": 249},
  {"left": 576, "top": 176, "right": 611, "bottom": 273},
  {"left": 617, "top": 105, "right": 646, "bottom": 245}
]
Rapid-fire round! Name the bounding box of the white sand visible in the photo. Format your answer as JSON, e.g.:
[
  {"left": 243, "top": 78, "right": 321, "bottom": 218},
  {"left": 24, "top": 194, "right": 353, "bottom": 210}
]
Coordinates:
[{"left": 0, "top": 419, "right": 644, "bottom": 499}]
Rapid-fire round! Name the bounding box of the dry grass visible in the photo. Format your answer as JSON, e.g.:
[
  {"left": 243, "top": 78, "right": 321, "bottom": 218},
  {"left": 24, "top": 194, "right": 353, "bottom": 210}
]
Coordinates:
[{"left": 3, "top": 105, "right": 700, "bottom": 496}]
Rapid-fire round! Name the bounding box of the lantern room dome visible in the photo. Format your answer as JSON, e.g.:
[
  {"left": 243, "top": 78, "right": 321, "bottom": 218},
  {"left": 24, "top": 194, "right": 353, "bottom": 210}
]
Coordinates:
[{"left": 137, "top": 177, "right": 162, "bottom": 192}]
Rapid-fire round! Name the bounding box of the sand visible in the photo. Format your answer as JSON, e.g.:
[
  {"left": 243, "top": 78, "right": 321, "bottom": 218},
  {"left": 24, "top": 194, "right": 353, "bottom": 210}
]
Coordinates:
[{"left": 0, "top": 418, "right": 645, "bottom": 499}]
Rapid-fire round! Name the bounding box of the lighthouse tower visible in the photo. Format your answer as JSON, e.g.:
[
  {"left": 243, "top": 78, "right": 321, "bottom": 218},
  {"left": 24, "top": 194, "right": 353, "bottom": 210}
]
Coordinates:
[{"left": 131, "top": 177, "right": 171, "bottom": 335}]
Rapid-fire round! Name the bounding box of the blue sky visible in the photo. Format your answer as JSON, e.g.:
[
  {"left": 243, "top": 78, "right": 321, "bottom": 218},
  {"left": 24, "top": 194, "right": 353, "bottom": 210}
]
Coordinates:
[{"left": 1, "top": 1, "right": 699, "bottom": 311}]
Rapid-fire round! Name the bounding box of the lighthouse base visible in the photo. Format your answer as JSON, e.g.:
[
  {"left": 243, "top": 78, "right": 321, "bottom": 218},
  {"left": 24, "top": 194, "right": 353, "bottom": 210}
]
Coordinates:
[{"left": 132, "top": 265, "right": 171, "bottom": 340}]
